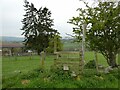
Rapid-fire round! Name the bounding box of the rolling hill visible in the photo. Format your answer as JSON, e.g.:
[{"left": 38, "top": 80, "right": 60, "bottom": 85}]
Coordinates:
[{"left": 0, "top": 36, "right": 24, "bottom": 42}]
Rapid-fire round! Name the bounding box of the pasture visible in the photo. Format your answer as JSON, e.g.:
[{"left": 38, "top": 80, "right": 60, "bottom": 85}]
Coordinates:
[
  {"left": 2, "top": 52, "right": 119, "bottom": 88},
  {"left": 2, "top": 55, "right": 54, "bottom": 78},
  {"left": 2, "top": 52, "right": 108, "bottom": 78}
]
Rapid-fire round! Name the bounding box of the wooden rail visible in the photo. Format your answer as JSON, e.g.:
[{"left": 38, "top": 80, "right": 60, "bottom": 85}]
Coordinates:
[
  {"left": 54, "top": 51, "right": 83, "bottom": 74},
  {"left": 54, "top": 51, "right": 80, "bottom": 54}
]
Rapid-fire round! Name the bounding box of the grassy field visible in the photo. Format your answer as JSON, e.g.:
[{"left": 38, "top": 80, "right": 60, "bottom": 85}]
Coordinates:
[
  {"left": 2, "top": 52, "right": 119, "bottom": 88},
  {"left": 2, "top": 52, "right": 108, "bottom": 78},
  {"left": 2, "top": 55, "right": 54, "bottom": 78}
]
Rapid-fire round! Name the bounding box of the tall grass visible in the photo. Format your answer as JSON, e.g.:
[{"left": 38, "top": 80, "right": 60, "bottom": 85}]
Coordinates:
[{"left": 2, "top": 66, "right": 119, "bottom": 88}]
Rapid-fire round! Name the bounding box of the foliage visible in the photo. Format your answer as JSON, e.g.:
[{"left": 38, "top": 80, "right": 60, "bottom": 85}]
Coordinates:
[
  {"left": 50, "top": 65, "right": 72, "bottom": 80},
  {"left": 21, "top": 0, "right": 57, "bottom": 54},
  {"left": 85, "top": 60, "right": 96, "bottom": 69},
  {"left": 2, "top": 66, "right": 119, "bottom": 88},
  {"left": 69, "top": 1, "right": 120, "bottom": 67},
  {"left": 46, "top": 33, "right": 63, "bottom": 53}
]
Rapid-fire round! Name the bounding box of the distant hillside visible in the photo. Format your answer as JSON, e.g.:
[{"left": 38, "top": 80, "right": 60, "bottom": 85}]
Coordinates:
[
  {"left": 0, "top": 36, "right": 81, "bottom": 51},
  {"left": 62, "top": 38, "right": 81, "bottom": 51},
  {"left": 0, "top": 36, "right": 24, "bottom": 42}
]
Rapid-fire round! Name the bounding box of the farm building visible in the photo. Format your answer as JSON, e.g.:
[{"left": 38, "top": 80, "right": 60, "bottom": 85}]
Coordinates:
[{"left": 0, "top": 42, "right": 24, "bottom": 56}]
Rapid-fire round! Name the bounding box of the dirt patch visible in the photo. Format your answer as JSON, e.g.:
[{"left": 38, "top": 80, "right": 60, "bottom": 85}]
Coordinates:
[{"left": 21, "top": 80, "right": 30, "bottom": 85}]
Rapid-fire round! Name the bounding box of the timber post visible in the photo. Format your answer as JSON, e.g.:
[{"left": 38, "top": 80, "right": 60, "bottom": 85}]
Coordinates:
[
  {"left": 41, "top": 51, "right": 45, "bottom": 67},
  {"left": 54, "top": 33, "right": 57, "bottom": 53},
  {"left": 94, "top": 51, "right": 99, "bottom": 73},
  {"left": 81, "top": 23, "right": 87, "bottom": 74},
  {"left": 79, "top": 49, "right": 83, "bottom": 74}
]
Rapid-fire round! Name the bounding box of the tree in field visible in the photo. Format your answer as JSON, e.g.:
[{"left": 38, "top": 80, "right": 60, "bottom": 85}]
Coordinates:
[
  {"left": 46, "top": 32, "right": 63, "bottom": 53},
  {"left": 69, "top": 1, "right": 120, "bottom": 68},
  {"left": 21, "top": 0, "right": 57, "bottom": 55}
]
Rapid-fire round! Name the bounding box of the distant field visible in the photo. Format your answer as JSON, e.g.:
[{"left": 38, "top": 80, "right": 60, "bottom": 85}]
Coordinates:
[{"left": 63, "top": 42, "right": 80, "bottom": 51}]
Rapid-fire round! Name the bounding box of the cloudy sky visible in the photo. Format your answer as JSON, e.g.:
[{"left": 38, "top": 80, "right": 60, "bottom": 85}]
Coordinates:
[{"left": 1, "top": 0, "right": 92, "bottom": 37}]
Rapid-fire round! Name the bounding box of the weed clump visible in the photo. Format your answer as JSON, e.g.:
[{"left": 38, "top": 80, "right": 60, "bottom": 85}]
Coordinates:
[
  {"left": 85, "top": 60, "right": 96, "bottom": 69},
  {"left": 50, "top": 65, "right": 72, "bottom": 80}
]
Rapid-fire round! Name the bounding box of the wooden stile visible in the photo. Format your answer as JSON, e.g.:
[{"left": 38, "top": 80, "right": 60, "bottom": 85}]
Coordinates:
[{"left": 54, "top": 51, "right": 83, "bottom": 75}]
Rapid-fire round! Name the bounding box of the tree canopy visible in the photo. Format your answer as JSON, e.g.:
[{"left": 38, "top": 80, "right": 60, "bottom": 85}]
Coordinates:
[
  {"left": 69, "top": 1, "right": 120, "bottom": 67},
  {"left": 46, "top": 32, "right": 63, "bottom": 53},
  {"left": 21, "top": 0, "right": 57, "bottom": 54}
]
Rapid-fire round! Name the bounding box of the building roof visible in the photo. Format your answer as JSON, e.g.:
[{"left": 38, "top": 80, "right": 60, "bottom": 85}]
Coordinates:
[{"left": 0, "top": 42, "right": 24, "bottom": 48}]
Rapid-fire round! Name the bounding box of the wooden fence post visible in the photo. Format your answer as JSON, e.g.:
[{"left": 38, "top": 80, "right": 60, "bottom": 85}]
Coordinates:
[
  {"left": 79, "top": 50, "right": 83, "bottom": 74},
  {"left": 94, "top": 51, "right": 99, "bottom": 73},
  {"left": 118, "top": 50, "right": 120, "bottom": 68},
  {"left": 9, "top": 49, "right": 12, "bottom": 60},
  {"left": 41, "top": 51, "right": 45, "bottom": 67},
  {"left": 81, "top": 23, "right": 87, "bottom": 74},
  {"left": 54, "top": 34, "right": 57, "bottom": 53}
]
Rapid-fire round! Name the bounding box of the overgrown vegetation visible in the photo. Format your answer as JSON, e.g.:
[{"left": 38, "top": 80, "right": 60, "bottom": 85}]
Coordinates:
[
  {"left": 85, "top": 60, "right": 96, "bottom": 69},
  {"left": 2, "top": 66, "right": 119, "bottom": 88}
]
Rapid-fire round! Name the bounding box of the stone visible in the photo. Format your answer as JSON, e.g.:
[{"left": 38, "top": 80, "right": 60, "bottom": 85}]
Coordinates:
[
  {"left": 98, "top": 64, "right": 104, "bottom": 69},
  {"left": 63, "top": 64, "right": 69, "bottom": 71},
  {"left": 21, "top": 80, "right": 30, "bottom": 85},
  {"left": 71, "top": 71, "right": 77, "bottom": 77},
  {"left": 104, "top": 66, "right": 113, "bottom": 74}
]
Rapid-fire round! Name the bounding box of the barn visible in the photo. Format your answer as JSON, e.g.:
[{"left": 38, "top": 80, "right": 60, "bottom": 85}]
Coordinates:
[{"left": 0, "top": 42, "right": 24, "bottom": 56}]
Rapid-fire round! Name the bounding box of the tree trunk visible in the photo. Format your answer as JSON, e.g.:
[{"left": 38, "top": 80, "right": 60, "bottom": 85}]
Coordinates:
[
  {"left": 107, "top": 53, "right": 118, "bottom": 68},
  {"left": 37, "top": 50, "right": 40, "bottom": 55},
  {"left": 94, "top": 51, "right": 99, "bottom": 73},
  {"left": 40, "top": 50, "right": 46, "bottom": 67}
]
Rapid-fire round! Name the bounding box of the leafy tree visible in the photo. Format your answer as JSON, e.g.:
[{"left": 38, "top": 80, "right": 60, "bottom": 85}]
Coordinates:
[
  {"left": 69, "top": 1, "right": 120, "bottom": 67},
  {"left": 46, "top": 32, "right": 63, "bottom": 53},
  {"left": 21, "top": 0, "right": 57, "bottom": 55}
]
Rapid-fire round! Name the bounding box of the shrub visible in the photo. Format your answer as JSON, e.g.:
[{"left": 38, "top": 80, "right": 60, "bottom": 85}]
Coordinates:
[
  {"left": 85, "top": 60, "right": 96, "bottom": 69},
  {"left": 50, "top": 65, "right": 72, "bottom": 81},
  {"left": 20, "top": 67, "right": 44, "bottom": 79}
]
